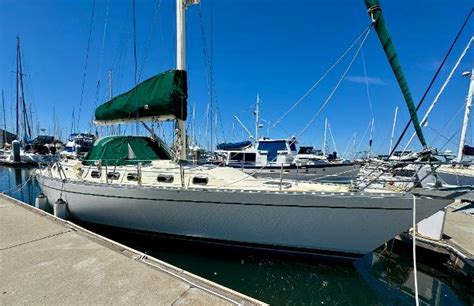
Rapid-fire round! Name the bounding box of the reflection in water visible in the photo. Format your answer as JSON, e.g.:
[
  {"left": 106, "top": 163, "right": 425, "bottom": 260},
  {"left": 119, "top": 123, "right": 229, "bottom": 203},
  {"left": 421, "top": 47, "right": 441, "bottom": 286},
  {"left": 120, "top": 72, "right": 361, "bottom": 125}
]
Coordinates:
[
  {"left": 355, "top": 253, "right": 471, "bottom": 305},
  {"left": 0, "top": 167, "right": 41, "bottom": 205},
  {"left": 1, "top": 166, "right": 472, "bottom": 305}
]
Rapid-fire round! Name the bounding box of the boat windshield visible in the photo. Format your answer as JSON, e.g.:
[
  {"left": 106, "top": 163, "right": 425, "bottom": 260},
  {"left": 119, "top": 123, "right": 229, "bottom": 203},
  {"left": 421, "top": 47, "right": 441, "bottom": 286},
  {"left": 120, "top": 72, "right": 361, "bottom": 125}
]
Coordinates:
[{"left": 257, "top": 141, "right": 287, "bottom": 162}]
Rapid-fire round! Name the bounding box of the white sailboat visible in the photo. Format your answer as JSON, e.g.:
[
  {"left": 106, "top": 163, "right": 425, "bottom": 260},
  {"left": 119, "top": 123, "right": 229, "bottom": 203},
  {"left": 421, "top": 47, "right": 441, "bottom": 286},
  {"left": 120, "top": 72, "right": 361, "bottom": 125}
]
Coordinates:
[{"left": 36, "top": 0, "right": 461, "bottom": 259}]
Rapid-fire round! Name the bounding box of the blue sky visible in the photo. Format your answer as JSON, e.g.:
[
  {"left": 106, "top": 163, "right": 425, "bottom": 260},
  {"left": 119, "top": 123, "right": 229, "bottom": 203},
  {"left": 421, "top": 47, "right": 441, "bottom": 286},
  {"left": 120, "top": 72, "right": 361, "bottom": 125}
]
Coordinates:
[{"left": 1, "top": 0, "right": 473, "bottom": 155}]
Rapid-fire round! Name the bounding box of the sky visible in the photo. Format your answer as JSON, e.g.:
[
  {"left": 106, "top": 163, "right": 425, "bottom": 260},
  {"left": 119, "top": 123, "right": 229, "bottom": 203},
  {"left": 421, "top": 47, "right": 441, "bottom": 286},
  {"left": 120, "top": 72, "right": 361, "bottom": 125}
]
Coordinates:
[{"left": 0, "top": 0, "right": 473, "bottom": 156}]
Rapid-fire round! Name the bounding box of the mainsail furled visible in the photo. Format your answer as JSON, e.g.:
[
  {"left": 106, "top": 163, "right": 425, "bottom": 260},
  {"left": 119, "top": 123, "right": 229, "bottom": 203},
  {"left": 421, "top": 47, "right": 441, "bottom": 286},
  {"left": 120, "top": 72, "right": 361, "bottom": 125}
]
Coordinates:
[
  {"left": 94, "top": 69, "right": 188, "bottom": 125},
  {"left": 364, "top": 0, "right": 427, "bottom": 148}
]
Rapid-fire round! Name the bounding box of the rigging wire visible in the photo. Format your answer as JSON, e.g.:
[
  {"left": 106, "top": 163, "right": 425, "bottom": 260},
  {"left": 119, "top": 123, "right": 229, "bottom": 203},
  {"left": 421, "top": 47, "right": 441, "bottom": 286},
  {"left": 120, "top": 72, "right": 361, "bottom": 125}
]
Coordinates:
[
  {"left": 402, "top": 36, "right": 474, "bottom": 153},
  {"left": 296, "top": 26, "right": 372, "bottom": 140},
  {"left": 327, "top": 120, "right": 338, "bottom": 154},
  {"left": 271, "top": 25, "right": 372, "bottom": 129},
  {"left": 429, "top": 101, "right": 466, "bottom": 148},
  {"left": 427, "top": 125, "right": 461, "bottom": 150},
  {"left": 388, "top": 8, "right": 473, "bottom": 157},
  {"left": 196, "top": 2, "right": 226, "bottom": 147},
  {"left": 342, "top": 132, "right": 357, "bottom": 160},
  {"left": 354, "top": 119, "right": 372, "bottom": 158},
  {"left": 361, "top": 48, "right": 374, "bottom": 118},
  {"left": 77, "top": 0, "right": 97, "bottom": 132},
  {"left": 137, "top": 0, "right": 162, "bottom": 82},
  {"left": 132, "top": 0, "right": 138, "bottom": 85},
  {"left": 93, "top": 0, "right": 111, "bottom": 111},
  {"left": 361, "top": 48, "right": 375, "bottom": 156}
]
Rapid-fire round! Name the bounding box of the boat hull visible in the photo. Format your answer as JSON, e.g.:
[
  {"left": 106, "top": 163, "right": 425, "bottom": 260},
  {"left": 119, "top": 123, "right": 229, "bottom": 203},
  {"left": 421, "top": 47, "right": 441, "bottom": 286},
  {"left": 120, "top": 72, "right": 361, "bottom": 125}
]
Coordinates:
[
  {"left": 437, "top": 170, "right": 474, "bottom": 187},
  {"left": 37, "top": 175, "right": 451, "bottom": 257}
]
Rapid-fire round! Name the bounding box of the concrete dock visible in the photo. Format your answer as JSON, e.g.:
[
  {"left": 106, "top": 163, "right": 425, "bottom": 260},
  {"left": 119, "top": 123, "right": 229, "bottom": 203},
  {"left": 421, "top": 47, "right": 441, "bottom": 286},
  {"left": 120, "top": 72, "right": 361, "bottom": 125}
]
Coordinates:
[
  {"left": 0, "top": 194, "right": 265, "bottom": 305},
  {"left": 396, "top": 201, "right": 473, "bottom": 278}
]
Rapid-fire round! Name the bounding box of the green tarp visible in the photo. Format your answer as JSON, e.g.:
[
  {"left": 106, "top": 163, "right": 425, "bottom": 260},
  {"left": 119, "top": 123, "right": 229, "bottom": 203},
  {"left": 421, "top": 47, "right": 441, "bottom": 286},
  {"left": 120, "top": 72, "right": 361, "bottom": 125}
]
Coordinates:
[
  {"left": 83, "top": 136, "right": 171, "bottom": 166},
  {"left": 95, "top": 69, "right": 188, "bottom": 124},
  {"left": 365, "top": 0, "right": 427, "bottom": 148}
]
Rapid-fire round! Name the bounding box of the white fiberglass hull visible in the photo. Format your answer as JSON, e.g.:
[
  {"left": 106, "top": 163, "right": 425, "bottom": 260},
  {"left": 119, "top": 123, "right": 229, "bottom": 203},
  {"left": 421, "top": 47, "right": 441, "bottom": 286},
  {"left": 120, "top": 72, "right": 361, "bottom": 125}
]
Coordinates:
[{"left": 37, "top": 175, "right": 454, "bottom": 257}]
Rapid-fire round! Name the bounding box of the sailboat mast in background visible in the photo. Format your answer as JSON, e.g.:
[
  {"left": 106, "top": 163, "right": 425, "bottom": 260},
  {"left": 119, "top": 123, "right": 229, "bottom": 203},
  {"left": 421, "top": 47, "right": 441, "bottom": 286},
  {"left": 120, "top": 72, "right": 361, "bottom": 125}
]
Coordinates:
[
  {"left": 389, "top": 106, "right": 398, "bottom": 155},
  {"left": 255, "top": 94, "right": 260, "bottom": 142},
  {"left": 457, "top": 68, "right": 474, "bottom": 163},
  {"left": 16, "top": 36, "right": 31, "bottom": 141}
]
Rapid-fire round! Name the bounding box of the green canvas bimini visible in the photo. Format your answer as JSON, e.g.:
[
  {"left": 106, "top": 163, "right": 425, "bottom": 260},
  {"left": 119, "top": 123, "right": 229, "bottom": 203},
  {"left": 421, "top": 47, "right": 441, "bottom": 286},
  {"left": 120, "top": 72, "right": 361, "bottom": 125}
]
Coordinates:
[
  {"left": 83, "top": 136, "right": 172, "bottom": 166},
  {"left": 95, "top": 69, "right": 188, "bottom": 124}
]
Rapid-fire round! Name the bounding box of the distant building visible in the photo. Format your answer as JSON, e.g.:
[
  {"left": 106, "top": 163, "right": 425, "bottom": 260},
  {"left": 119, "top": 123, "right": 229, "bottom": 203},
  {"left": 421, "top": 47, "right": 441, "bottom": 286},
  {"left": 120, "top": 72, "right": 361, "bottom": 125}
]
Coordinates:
[{"left": 0, "top": 129, "right": 17, "bottom": 147}]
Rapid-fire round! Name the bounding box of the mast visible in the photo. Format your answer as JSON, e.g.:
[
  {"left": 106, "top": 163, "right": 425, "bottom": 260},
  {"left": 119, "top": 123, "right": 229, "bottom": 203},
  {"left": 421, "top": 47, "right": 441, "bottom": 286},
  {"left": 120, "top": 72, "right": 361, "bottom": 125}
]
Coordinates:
[
  {"left": 16, "top": 37, "right": 20, "bottom": 138},
  {"left": 191, "top": 103, "right": 196, "bottom": 146},
  {"left": 1, "top": 90, "right": 6, "bottom": 146},
  {"left": 457, "top": 68, "right": 474, "bottom": 163},
  {"left": 255, "top": 93, "right": 260, "bottom": 142},
  {"left": 16, "top": 36, "right": 31, "bottom": 140},
  {"left": 53, "top": 107, "right": 56, "bottom": 138},
  {"left": 368, "top": 117, "right": 374, "bottom": 157},
  {"left": 176, "top": 0, "right": 187, "bottom": 160},
  {"left": 389, "top": 106, "right": 398, "bottom": 155},
  {"left": 71, "top": 107, "right": 75, "bottom": 135},
  {"left": 1, "top": 90, "right": 6, "bottom": 131},
  {"left": 323, "top": 118, "right": 328, "bottom": 156}
]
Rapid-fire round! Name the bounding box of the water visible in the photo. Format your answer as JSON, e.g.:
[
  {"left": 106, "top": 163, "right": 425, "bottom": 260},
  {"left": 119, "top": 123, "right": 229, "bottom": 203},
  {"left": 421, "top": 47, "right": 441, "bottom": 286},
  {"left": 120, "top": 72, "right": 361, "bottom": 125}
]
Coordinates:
[{"left": 1, "top": 166, "right": 472, "bottom": 305}]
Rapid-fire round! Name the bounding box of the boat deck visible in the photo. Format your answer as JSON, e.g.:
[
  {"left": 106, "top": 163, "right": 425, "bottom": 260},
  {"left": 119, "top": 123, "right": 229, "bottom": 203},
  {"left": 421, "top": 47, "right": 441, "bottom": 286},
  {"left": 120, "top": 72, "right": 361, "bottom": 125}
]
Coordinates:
[{"left": 0, "top": 194, "right": 264, "bottom": 305}]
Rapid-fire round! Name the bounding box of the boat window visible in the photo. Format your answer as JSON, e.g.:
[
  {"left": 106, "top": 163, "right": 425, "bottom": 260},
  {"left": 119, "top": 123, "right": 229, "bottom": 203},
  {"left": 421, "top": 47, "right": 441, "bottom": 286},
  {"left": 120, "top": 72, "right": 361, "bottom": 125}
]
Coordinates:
[
  {"left": 91, "top": 170, "right": 101, "bottom": 178},
  {"left": 229, "top": 152, "right": 244, "bottom": 161},
  {"left": 157, "top": 175, "right": 174, "bottom": 183},
  {"left": 192, "top": 177, "right": 208, "bottom": 185},
  {"left": 229, "top": 152, "right": 256, "bottom": 163},
  {"left": 244, "top": 153, "right": 256, "bottom": 162},
  {"left": 127, "top": 173, "right": 139, "bottom": 181},
  {"left": 107, "top": 172, "right": 120, "bottom": 180}
]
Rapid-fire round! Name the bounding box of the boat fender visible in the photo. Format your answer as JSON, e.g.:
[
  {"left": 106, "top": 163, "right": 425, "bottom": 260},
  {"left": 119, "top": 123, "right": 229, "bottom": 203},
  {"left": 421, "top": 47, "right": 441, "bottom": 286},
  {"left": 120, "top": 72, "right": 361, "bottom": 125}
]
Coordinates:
[
  {"left": 35, "top": 193, "right": 47, "bottom": 211},
  {"left": 54, "top": 198, "right": 68, "bottom": 219}
]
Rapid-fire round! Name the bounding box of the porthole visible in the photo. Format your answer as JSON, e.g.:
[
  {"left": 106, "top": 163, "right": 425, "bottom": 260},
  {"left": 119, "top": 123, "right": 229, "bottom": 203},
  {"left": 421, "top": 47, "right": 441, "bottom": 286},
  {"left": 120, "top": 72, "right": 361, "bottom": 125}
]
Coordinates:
[
  {"left": 127, "top": 173, "right": 139, "bottom": 181},
  {"left": 157, "top": 175, "right": 174, "bottom": 183},
  {"left": 91, "top": 170, "right": 101, "bottom": 178},
  {"left": 192, "top": 177, "right": 208, "bottom": 185},
  {"left": 107, "top": 172, "right": 120, "bottom": 180}
]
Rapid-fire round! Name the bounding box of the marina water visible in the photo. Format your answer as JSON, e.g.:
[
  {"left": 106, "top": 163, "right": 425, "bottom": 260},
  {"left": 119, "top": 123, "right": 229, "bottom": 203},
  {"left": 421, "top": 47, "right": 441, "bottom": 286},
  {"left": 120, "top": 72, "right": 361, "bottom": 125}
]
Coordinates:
[{"left": 1, "top": 166, "right": 471, "bottom": 305}]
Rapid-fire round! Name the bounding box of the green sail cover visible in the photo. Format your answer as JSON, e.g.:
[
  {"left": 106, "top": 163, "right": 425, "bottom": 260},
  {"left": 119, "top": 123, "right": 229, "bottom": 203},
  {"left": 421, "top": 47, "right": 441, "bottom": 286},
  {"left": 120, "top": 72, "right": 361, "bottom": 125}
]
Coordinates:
[
  {"left": 95, "top": 69, "right": 187, "bottom": 124},
  {"left": 365, "top": 0, "right": 427, "bottom": 148},
  {"left": 83, "top": 136, "right": 171, "bottom": 166}
]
